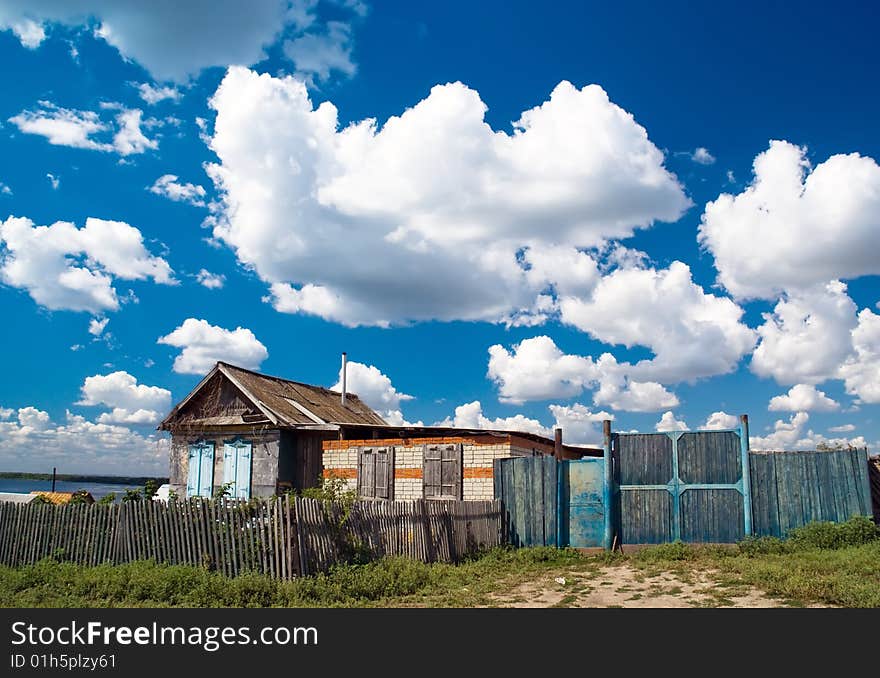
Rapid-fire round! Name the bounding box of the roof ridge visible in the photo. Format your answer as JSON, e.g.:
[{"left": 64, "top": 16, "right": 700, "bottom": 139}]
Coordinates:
[{"left": 217, "top": 361, "right": 364, "bottom": 400}]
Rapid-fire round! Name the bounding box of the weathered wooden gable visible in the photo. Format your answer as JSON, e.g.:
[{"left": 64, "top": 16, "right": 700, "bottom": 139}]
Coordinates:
[{"left": 163, "top": 371, "right": 266, "bottom": 429}]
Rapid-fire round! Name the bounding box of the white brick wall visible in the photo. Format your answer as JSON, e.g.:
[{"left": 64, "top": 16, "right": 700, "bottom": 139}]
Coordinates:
[
  {"left": 394, "top": 478, "right": 422, "bottom": 500},
  {"left": 463, "top": 478, "right": 494, "bottom": 500}
]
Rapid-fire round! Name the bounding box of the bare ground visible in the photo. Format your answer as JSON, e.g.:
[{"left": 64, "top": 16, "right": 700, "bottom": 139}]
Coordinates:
[{"left": 487, "top": 564, "right": 828, "bottom": 608}]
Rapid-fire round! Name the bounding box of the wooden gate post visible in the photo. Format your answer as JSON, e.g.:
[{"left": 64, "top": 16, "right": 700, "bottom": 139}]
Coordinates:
[
  {"left": 740, "top": 414, "right": 753, "bottom": 536},
  {"left": 603, "top": 420, "right": 613, "bottom": 551}
]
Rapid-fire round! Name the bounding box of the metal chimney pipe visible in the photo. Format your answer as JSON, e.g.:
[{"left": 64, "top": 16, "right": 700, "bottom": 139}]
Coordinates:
[{"left": 341, "top": 352, "right": 347, "bottom": 406}]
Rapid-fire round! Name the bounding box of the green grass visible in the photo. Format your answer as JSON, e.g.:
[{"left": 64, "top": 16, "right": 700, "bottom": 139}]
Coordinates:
[
  {"left": 1, "top": 518, "right": 877, "bottom": 608},
  {"left": 626, "top": 517, "right": 880, "bottom": 607},
  {"left": 0, "top": 546, "right": 587, "bottom": 608}
]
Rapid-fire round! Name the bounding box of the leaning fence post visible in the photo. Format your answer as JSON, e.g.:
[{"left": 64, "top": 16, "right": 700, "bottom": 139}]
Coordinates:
[
  {"left": 740, "top": 414, "right": 753, "bottom": 537},
  {"left": 603, "top": 419, "right": 613, "bottom": 551}
]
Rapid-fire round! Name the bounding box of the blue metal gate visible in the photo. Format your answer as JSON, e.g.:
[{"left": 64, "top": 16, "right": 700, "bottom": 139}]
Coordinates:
[
  {"left": 560, "top": 459, "right": 604, "bottom": 547},
  {"left": 613, "top": 424, "right": 752, "bottom": 544}
]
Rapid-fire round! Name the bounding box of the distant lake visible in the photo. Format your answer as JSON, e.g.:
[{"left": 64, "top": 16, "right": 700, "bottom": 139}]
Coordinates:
[{"left": 0, "top": 478, "right": 144, "bottom": 500}]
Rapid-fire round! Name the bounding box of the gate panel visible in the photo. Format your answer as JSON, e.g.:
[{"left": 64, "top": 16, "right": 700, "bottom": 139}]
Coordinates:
[
  {"left": 615, "top": 425, "right": 750, "bottom": 544},
  {"left": 678, "top": 431, "right": 741, "bottom": 484},
  {"left": 619, "top": 489, "right": 673, "bottom": 544},
  {"left": 618, "top": 434, "right": 672, "bottom": 485},
  {"left": 680, "top": 489, "right": 744, "bottom": 543},
  {"left": 563, "top": 459, "right": 604, "bottom": 548},
  {"left": 494, "top": 456, "right": 557, "bottom": 547}
]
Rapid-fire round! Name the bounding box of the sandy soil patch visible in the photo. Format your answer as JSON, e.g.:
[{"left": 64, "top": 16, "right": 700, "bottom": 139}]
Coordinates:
[{"left": 489, "top": 564, "right": 821, "bottom": 608}]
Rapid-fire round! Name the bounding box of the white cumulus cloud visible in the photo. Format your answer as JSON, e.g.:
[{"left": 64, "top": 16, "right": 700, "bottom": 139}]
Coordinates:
[
  {"left": 548, "top": 403, "right": 612, "bottom": 446},
  {"left": 750, "top": 411, "right": 866, "bottom": 451},
  {"left": 205, "top": 67, "right": 689, "bottom": 327},
  {"left": 0, "top": 1, "right": 294, "bottom": 82},
  {"left": 751, "top": 281, "right": 857, "bottom": 385},
  {"left": 486, "top": 336, "right": 679, "bottom": 412},
  {"left": 9, "top": 101, "right": 158, "bottom": 156},
  {"left": 435, "top": 401, "right": 552, "bottom": 438},
  {"left": 149, "top": 175, "right": 207, "bottom": 207},
  {"left": 828, "top": 424, "right": 855, "bottom": 433},
  {"left": 88, "top": 317, "right": 109, "bottom": 337},
  {"left": 0, "top": 215, "right": 174, "bottom": 313},
  {"left": 435, "top": 400, "right": 611, "bottom": 446},
  {"left": 157, "top": 318, "right": 268, "bottom": 374},
  {"left": 138, "top": 83, "right": 182, "bottom": 105},
  {"left": 702, "top": 411, "right": 739, "bottom": 430},
  {"left": 655, "top": 410, "right": 687, "bottom": 432},
  {"left": 331, "top": 360, "right": 415, "bottom": 425},
  {"left": 559, "top": 261, "right": 756, "bottom": 384},
  {"left": 77, "top": 371, "right": 171, "bottom": 424},
  {"left": 768, "top": 384, "right": 839, "bottom": 412},
  {"left": 284, "top": 20, "right": 356, "bottom": 83},
  {"left": 838, "top": 308, "right": 880, "bottom": 404},
  {"left": 699, "top": 140, "right": 880, "bottom": 299},
  {"left": 195, "top": 269, "right": 225, "bottom": 289},
  {"left": 691, "top": 147, "right": 715, "bottom": 165},
  {"left": 10, "top": 18, "right": 45, "bottom": 47},
  {"left": 0, "top": 406, "right": 168, "bottom": 474}
]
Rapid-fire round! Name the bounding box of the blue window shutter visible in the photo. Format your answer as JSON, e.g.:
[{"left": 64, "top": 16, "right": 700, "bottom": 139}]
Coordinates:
[
  {"left": 223, "top": 440, "right": 252, "bottom": 499},
  {"left": 198, "top": 442, "right": 215, "bottom": 497},
  {"left": 186, "top": 445, "right": 200, "bottom": 498},
  {"left": 236, "top": 442, "right": 252, "bottom": 499},
  {"left": 223, "top": 443, "right": 237, "bottom": 494}
]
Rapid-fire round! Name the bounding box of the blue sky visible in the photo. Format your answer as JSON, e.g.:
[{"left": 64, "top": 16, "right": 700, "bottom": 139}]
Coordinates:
[{"left": 1, "top": 1, "right": 879, "bottom": 474}]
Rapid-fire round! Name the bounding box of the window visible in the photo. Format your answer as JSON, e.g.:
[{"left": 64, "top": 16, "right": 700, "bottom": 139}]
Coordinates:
[
  {"left": 357, "top": 446, "right": 393, "bottom": 499},
  {"left": 222, "top": 439, "right": 253, "bottom": 499},
  {"left": 186, "top": 441, "right": 215, "bottom": 498},
  {"left": 423, "top": 443, "right": 462, "bottom": 500}
]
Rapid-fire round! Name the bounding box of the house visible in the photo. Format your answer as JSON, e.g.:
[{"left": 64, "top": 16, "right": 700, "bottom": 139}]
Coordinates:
[
  {"left": 159, "top": 360, "right": 600, "bottom": 501},
  {"left": 159, "top": 361, "right": 388, "bottom": 499}
]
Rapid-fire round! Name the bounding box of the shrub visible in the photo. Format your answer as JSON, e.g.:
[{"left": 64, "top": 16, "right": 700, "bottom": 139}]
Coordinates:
[
  {"left": 787, "top": 516, "right": 879, "bottom": 550},
  {"left": 737, "top": 535, "right": 788, "bottom": 556}
]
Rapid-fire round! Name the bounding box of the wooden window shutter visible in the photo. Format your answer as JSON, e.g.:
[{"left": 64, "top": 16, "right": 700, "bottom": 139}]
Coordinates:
[
  {"left": 424, "top": 443, "right": 462, "bottom": 500},
  {"left": 358, "top": 447, "right": 376, "bottom": 498},
  {"left": 375, "top": 447, "right": 394, "bottom": 500},
  {"left": 359, "top": 447, "right": 392, "bottom": 500}
]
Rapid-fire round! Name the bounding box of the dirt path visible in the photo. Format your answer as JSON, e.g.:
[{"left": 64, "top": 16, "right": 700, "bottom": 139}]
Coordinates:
[{"left": 489, "top": 564, "right": 818, "bottom": 608}]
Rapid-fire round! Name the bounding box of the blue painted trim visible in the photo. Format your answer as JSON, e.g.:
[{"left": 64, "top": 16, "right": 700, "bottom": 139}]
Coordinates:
[
  {"left": 666, "top": 431, "right": 684, "bottom": 541},
  {"left": 603, "top": 435, "right": 613, "bottom": 551},
  {"left": 739, "top": 422, "right": 753, "bottom": 536},
  {"left": 617, "top": 428, "right": 741, "bottom": 437},
  {"left": 619, "top": 482, "right": 743, "bottom": 492}
]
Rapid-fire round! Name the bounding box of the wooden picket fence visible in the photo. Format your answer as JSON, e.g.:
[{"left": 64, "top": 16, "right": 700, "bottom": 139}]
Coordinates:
[{"left": 0, "top": 497, "right": 503, "bottom": 579}]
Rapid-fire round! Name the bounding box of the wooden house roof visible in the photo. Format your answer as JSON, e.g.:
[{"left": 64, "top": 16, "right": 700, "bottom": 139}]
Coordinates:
[{"left": 159, "top": 361, "right": 387, "bottom": 430}]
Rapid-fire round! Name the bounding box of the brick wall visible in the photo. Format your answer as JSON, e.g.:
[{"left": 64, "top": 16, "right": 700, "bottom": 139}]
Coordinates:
[{"left": 322, "top": 435, "right": 548, "bottom": 500}]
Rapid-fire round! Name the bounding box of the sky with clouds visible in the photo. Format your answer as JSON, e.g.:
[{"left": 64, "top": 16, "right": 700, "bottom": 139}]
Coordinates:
[{"left": 0, "top": 1, "right": 878, "bottom": 475}]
